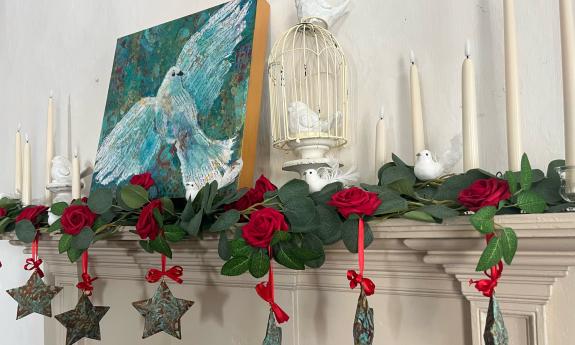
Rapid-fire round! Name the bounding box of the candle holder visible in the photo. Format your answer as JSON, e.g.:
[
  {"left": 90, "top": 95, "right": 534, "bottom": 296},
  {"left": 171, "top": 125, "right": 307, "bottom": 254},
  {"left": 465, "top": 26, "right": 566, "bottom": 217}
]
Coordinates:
[{"left": 555, "top": 166, "right": 575, "bottom": 207}]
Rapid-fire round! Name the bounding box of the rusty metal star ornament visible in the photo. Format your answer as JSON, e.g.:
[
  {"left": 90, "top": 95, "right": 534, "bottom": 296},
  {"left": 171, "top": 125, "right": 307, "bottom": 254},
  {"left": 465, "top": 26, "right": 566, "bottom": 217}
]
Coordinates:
[
  {"left": 6, "top": 271, "right": 63, "bottom": 319},
  {"left": 262, "top": 309, "right": 282, "bottom": 345},
  {"left": 55, "top": 294, "right": 110, "bottom": 345},
  {"left": 353, "top": 288, "right": 374, "bottom": 345},
  {"left": 484, "top": 295, "right": 509, "bottom": 345},
  {"left": 132, "top": 281, "right": 194, "bottom": 339}
]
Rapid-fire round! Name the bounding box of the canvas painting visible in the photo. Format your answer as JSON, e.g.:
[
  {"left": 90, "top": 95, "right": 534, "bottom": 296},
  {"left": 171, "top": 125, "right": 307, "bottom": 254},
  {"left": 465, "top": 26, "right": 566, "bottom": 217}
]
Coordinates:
[{"left": 93, "top": 0, "right": 269, "bottom": 198}]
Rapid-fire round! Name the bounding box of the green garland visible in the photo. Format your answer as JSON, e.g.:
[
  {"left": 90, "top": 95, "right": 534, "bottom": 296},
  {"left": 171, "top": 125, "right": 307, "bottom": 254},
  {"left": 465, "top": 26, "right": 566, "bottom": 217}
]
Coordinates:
[{"left": 0, "top": 154, "right": 571, "bottom": 277}]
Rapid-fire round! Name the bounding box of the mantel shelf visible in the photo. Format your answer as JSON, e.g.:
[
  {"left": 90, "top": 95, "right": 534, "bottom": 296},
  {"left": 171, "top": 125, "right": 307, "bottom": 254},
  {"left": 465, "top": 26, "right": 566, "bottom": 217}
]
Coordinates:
[{"left": 3, "top": 213, "right": 575, "bottom": 345}]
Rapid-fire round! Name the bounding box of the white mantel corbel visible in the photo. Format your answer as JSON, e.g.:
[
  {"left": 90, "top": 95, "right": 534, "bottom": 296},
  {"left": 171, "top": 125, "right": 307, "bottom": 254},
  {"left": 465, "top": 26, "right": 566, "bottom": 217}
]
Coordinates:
[{"left": 5, "top": 213, "right": 575, "bottom": 345}]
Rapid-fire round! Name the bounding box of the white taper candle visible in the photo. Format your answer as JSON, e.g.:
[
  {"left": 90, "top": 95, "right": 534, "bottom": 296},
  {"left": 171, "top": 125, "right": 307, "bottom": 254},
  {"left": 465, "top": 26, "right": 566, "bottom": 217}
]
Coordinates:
[
  {"left": 72, "top": 149, "right": 81, "bottom": 200},
  {"left": 410, "top": 51, "right": 425, "bottom": 159},
  {"left": 45, "top": 93, "right": 54, "bottom": 204},
  {"left": 15, "top": 125, "right": 22, "bottom": 196},
  {"left": 503, "top": 0, "right": 522, "bottom": 171},
  {"left": 375, "top": 105, "right": 387, "bottom": 172},
  {"left": 22, "top": 135, "right": 31, "bottom": 206},
  {"left": 462, "top": 40, "right": 480, "bottom": 171}
]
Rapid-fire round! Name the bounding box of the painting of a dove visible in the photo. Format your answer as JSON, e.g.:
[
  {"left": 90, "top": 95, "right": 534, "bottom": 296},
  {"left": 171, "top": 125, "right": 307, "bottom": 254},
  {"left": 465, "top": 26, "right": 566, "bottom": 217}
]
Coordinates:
[{"left": 93, "top": 0, "right": 269, "bottom": 199}]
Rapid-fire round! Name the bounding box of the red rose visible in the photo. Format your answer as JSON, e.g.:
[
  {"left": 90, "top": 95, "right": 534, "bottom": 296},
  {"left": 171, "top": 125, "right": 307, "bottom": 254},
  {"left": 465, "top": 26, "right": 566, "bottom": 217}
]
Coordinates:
[
  {"left": 0, "top": 208, "right": 6, "bottom": 218},
  {"left": 16, "top": 206, "right": 49, "bottom": 225},
  {"left": 61, "top": 205, "right": 97, "bottom": 235},
  {"left": 136, "top": 199, "right": 163, "bottom": 240},
  {"left": 227, "top": 175, "right": 277, "bottom": 211},
  {"left": 328, "top": 187, "right": 381, "bottom": 218},
  {"left": 458, "top": 178, "right": 511, "bottom": 212},
  {"left": 242, "top": 207, "right": 288, "bottom": 248},
  {"left": 130, "top": 172, "right": 155, "bottom": 190}
]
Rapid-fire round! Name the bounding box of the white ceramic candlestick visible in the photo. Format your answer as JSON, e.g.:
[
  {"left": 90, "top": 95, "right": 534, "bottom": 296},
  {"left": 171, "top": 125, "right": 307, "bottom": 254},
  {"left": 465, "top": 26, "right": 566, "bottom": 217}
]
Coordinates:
[
  {"left": 410, "top": 51, "right": 425, "bottom": 158},
  {"left": 72, "top": 150, "right": 81, "bottom": 200},
  {"left": 15, "top": 125, "right": 22, "bottom": 196},
  {"left": 45, "top": 93, "right": 54, "bottom": 204},
  {"left": 375, "top": 106, "right": 387, "bottom": 172},
  {"left": 22, "top": 135, "right": 31, "bottom": 206},
  {"left": 503, "top": 0, "right": 522, "bottom": 171},
  {"left": 560, "top": 0, "right": 575, "bottom": 168},
  {"left": 462, "top": 41, "right": 480, "bottom": 171}
]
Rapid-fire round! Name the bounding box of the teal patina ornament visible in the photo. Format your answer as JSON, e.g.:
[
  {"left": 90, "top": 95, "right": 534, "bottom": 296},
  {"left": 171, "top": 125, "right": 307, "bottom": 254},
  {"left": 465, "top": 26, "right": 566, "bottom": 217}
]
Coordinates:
[
  {"left": 6, "top": 271, "right": 62, "bottom": 319},
  {"left": 262, "top": 309, "right": 282, "bottom": 345},
  {"left": 353, "top": 288, "right": 374, "bottom": 345},
  {"left": 132, "top": 281, "right": 194, "bottom": 339},
  {"left": 55, "top": 294, "right": 110, "bottom": 345},
  {"left": 484, "top": 295, "right": 509, "bottom": 345}
]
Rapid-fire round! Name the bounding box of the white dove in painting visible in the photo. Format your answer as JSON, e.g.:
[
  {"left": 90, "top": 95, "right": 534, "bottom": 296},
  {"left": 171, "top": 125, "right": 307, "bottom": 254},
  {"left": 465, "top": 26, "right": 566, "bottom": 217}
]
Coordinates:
[
  {"left": 94, "top": 0, "right": 252, "bottom": 200},
  {"left": 414, "top": 135, "right": 463, "bottom": 181}
]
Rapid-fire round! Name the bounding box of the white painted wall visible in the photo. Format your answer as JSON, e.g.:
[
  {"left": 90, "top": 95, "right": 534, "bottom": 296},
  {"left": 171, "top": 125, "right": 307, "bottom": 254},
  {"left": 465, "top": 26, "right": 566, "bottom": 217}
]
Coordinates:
[{"left": 0, "top": 0, "right": 570, "bottom": 344}]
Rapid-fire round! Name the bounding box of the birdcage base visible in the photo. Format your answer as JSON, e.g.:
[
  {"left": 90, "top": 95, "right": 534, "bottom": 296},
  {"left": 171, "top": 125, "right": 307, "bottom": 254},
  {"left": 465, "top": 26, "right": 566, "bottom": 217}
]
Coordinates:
[
  {"left": 282, "top": 157, "right": 342, "bottom": 177},
  {"left": 287, "top": 137, "right": 344, "bottom": 159}
]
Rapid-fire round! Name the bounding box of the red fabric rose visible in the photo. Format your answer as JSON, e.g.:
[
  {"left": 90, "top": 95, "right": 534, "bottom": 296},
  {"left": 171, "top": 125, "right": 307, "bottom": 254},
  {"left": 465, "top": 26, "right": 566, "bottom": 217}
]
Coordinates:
[
  {"left": 242, "top": 207, "right": 288, "bottom": 248},
  {"left": 0, "top": 208, "right": 6, "bottom": 218},
  {"left": 16, "top": 206, "right": 49, "bottom": 225},
  {"left": 458, "top": 178, "right": 511, "bottom": 212},
  {"left": 227, "top": 175, "right": 277, "bottom": 211},
  {"left": 61, "top": 205, "right": 97, "bottom": 235},
  {"left": 130, "top": 172, "right": 155, "bottom": 190},
  {"left": 328, "top": 187, "right": 381, "bottom": 218},
  {"left": 136, "top": 199, "right": 163, "bottom": 240}
]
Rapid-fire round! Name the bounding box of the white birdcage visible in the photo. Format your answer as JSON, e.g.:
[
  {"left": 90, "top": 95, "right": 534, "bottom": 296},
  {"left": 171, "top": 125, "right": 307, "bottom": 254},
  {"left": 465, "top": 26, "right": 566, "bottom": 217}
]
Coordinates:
[{"left": 268, "top": 17, "right": 349, "bottom": 173}]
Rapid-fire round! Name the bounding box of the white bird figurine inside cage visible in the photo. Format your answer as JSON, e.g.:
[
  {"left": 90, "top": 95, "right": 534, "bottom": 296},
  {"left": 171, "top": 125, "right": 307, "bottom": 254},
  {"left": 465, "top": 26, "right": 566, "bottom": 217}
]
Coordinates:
[
  {"left": 303, "top": 161, "right": 358, "bottom": 192},
  {"left": 288, "top": 101, "right": 342, "bottom": 135}
]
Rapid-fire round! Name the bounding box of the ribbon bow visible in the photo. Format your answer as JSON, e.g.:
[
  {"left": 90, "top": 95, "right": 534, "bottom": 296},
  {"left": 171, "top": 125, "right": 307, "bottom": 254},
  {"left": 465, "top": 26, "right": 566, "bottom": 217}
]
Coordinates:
[
  {"left": 76, "top": 273, "right": 98, "bottom": 296},
  {"left": 469, "top": 261, "right": 503, "bottom": 298},
  {"left": 255, "top": 282, "right": 290, "bottom": 324},
  {"left": 347, "top": 270, "right": 375, "bottom": 296},
  {"left": 145, "top": 255, "right": 183, "bottom": 284},
  {"left": 24, "top": 258, "right": 44, "bottom": 278}
]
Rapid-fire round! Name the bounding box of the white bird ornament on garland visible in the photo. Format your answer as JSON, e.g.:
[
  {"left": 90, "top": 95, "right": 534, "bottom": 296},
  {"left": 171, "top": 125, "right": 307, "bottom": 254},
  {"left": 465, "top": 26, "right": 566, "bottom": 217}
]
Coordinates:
[
  {"left": 413, "top": 135, "right": 462, "bottom": 181},
  {"left": 303, "top": 162, "right": 358, "bottom": 193}
]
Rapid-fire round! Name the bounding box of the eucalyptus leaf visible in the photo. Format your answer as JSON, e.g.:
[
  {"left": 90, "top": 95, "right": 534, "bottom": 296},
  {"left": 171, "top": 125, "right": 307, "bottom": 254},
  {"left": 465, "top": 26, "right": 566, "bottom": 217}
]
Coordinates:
[
  {"left": 50, "top": 202, "right": 68, "bottom": 216},
  {"left": 284, "top": 197, "right": 319, "bottom": 233},
  {"left": 274, "top": 242, "right": 305, "bottom": 270},
  {"left": 58, "top": 234, "right": 73, "bottom": 254},
  {"left": 278, "top": 179, "right": 309, "bottom": 203},
  {"left": 221, "top": 256, "right": 250, "bottom": 276},
  {"left": 209, "top": 209, "right": 240, "bottom": 232},
  {"left": 120, "top": 185, "right": 149, "bottom": 209},
  {"left": 185, "top": 209, "right": 203, "bottom": 236},
  {"left": 402, "top": 210, "right": 436, "bottom": 223},
  {"left": 516, "top": 190, "right": 547, "bottom": 213},
  {"left": 520, "top": 153, "right": 533, "bottom": 190},
  {"left": 316, "top": 205, "right": 343, "bottom": 244},
  {"left": 341, "top": 218, "right": 373, "bottom": 253},
  {"left": 71, "top": 227, "right": 95, "bottom": 250},
  {"left": 218, "top": 232, "right": 231, "bottom": 260},
  {"left": 15, "top": 220, "right": 37, "bottom": 243},
  {"left": 150, "top": 235, "right": 172, "bottom": 258},
  {"left": 302, "top": 233, "right": 325, "bottom": 268},
  {"left": 88, "top": 188, "right": 113, "bottom": 214},
  {"left": 310, "top": 182, "right": 343, "bottom": 204},
  {"left": 249, "top": 249, "right": 270, "bottom": 278}
]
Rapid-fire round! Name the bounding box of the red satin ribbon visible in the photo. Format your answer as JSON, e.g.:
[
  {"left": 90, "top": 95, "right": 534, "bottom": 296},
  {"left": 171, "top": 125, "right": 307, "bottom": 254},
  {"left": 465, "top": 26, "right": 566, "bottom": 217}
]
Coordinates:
[
  {"left": 76, "top": 251, "right": 98, "bottom": 296},
  {"left": 145, "top": 255, "right": 183, "bottom": 284},
  {"left": 347, "top": 218, "right": 375, "bottom": 296},
  {"left": 255, "top": 246, "right": 289, "bottom": 324},
  {"left": 469, "top": 234, "right": 504, "bottom": 298},
  {"left": 24, "top": 234, "right": 44, "bottom": 278}
]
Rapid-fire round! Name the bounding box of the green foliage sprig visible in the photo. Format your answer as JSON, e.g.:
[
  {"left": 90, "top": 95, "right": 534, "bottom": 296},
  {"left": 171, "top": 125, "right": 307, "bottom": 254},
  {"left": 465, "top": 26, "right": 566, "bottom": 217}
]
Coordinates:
[{"left": 0, "top": 154, "right": 570, "bottom": 278}]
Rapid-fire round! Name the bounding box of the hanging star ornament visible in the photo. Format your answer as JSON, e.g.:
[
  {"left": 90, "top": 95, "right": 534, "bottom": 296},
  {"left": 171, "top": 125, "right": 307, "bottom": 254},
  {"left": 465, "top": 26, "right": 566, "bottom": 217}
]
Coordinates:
[
  {"left": 132, "top": 281, "right": 194, "bottom": 339},
  {"left": 353, "top": 288, "right": 374, "bottom": 345},
  {"left": 262, "top": 309, "right": 282, "bottom": 345},
  {"left": 6, "top": 271, "right": 62, "bottom": 319},
  {"left": 55, "top": 294, "right": 110, "bottom": 345},
  {"left": 484, "top": 295, "right": 509, "bottom": 345}
]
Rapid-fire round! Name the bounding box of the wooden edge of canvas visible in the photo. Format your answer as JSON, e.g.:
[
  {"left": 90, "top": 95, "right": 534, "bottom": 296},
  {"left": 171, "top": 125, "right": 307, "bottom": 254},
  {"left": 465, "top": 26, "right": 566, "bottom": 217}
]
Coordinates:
[{"left": 238, "top": 0, "right": 270, "bottom": 188}]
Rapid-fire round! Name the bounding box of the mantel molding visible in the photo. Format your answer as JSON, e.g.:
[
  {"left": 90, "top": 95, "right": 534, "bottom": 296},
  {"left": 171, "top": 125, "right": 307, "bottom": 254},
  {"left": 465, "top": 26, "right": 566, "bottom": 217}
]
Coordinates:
[{"left": 5, "top": 213, "right": 575, "bottom": 345}]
